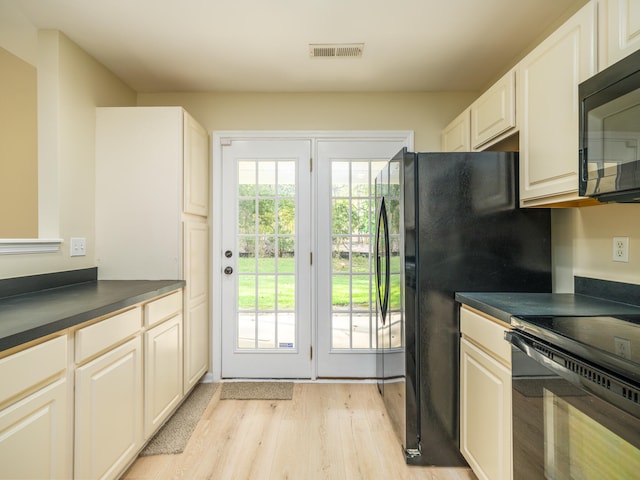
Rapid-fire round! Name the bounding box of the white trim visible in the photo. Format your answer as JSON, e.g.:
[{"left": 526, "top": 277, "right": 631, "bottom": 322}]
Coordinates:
[
  {"left": 0, "top": 238, "right": 64, "bottom": 255},
  {"left": 210, "top": 130, "right": 414, "bottom": 382}
]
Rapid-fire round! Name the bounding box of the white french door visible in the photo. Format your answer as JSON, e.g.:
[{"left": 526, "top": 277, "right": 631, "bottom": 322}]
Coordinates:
[
  {"left": 220, "top": 139, "right": 312, "bottom": 378},
  {"left": 316, "top": 140, "right": 407, "bottom": 377},
  {"left": 214, "top": 132, "right": 412, "bottom": 380}
]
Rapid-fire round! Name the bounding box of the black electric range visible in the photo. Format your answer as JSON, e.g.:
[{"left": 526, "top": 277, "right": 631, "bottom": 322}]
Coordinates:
[{"left": 510, "top": 313, "right": 640, "bottom": 385}]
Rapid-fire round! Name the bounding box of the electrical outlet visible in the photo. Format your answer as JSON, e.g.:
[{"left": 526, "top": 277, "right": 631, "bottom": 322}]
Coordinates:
[
  {"left": 614, "top": 337, "right": 631, "bottom": 360},
  {"left": 612, "top": 237, "right": 629, "bottom": 263},
  {"left": 70, "top": 237, "right": 86, "bottom": 257}
]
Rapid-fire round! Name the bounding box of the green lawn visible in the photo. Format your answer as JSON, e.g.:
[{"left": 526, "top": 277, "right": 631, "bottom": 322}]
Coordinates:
[{"left": 237, "top": 256, "right": 400, "bottom": 310}]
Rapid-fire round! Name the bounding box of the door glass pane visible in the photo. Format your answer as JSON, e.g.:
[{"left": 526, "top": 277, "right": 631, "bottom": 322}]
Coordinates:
[
  {"left": 278, "top": 199, "right": 295, "bottom": 234},
  {"left": 278, "top": 275, "right": 295, "bottom": 309},
  {"left": 332, "top": 313, "right": 350, "bottom": 349},
  {"left": 238, "top": 161, "right": 256, "bottom": 196},
  {"left": 331, "top": 200, "right": 350, "bottom": 234},
  {"left": 351, "top": 312, "right": 372, "bottom": 349},
  {"left": 257, "top": 313, "right": 275, "bottom": 349},
  {"left": 258, "top": 161, "right": 276, "bottom": 196},
  {"left": 278, "top": 161, "right": 296, "bottom": 196},
  {"left": 238, "top": 313, "right": 256, "bottom": 349},
  {"left": 278, "top": 238, "right": 295, "bottom": 272},
  {"left": 332, "top": 162, "right": 350, "bottom": 196},
  {"left": 258, "top": 199, "right": 276, "bottom": 234},
  {"left": 238, "top": 200, "right": 256, "bottom": 234},
  {"left": 258, "top": 275, "right": 276, "bottom": 310},
  {"left": 236, "top": 158, "right": 297, "bottom": 350},
  {"left": 278, "top": 313, "right": 295, "bottom": 347},
  {"left": 257, "top": 236, "right": 276, "bottom": 273},
  {"left": 238, "top": 275, "right": 256, "bottom": 309}
]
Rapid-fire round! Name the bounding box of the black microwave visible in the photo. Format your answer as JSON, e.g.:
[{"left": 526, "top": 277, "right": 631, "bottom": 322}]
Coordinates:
[{"left": 579, "top": 49, "right": 640, "bottom": 203}]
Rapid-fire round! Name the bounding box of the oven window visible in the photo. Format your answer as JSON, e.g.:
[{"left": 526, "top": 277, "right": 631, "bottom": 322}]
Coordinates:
[
  {"left": 513, "top": 374, "right": 640, "bottom": 480},
  {"left": 544, "top": 389, "right": 640, "bottom": 479}
]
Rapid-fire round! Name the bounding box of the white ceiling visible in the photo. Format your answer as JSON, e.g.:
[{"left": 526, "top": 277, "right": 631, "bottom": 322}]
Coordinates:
[{"left": 13, "top": 0, "right": 586, "bottom": 93}]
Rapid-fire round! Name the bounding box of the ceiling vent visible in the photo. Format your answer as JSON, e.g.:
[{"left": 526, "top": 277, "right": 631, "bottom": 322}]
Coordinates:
[{"left": 309, "top": 43, "right": 364, "bottom": 59}]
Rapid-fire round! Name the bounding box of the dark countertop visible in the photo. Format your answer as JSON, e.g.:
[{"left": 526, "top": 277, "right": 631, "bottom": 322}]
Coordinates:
[
  {"left": 455, "top": 292, "right": 640, "bottom": 324},
  {"left": 0, "top": 279, "right": 185, "bottom": 352}
]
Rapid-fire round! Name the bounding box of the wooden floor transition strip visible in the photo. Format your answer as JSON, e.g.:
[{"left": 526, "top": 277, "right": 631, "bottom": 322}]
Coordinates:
[{"left": 220, "top": 381, "right": 294, "bottom": 400}]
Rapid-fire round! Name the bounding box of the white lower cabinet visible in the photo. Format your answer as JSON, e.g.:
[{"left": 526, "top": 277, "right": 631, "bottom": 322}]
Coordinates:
[
  {"left": 75, "top": 336, "right": 144, "bottom": 480},
  {"left": 145, "top": 314, "right": 183, "bottom": 437},
  {"left": 0, "top": 377, "right": 70, "bottom": 479},
  {"left": 1, "top": 289, "right": 186, "bottom": 479},
  {"left": 460, "top": 307, "right": 512, "bottom": 480},
  {"left": 0, "top": 335, "right": 71, "bottom": 480}
]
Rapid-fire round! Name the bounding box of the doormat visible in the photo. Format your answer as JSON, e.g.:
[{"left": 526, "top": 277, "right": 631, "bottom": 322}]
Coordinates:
[
  {"left": 220, "top": 381, "right": 294, "bottom": 400},
  {"left": 140, "top": 382, "right": 218, "bottom": 456}
]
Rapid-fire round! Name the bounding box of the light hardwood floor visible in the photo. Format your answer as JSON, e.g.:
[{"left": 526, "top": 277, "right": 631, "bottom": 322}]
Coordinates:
[{"left": 123, "top": 383, "right": 477, "bottom": 480}]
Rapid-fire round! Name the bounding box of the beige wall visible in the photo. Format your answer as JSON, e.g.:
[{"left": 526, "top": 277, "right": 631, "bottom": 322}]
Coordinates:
[
  {"left": 137, "top": 92, "right": 476, "bottom": 152},
  {"left": 0, "top": 30, "right": 136, "bottom": 279},
  {"left": 0, "top": 47, "right": 38, "bottom": 238},
  {"left": 573, "top": 204, "right": 640, "bottom": 285},
  {"left": 552, "top": 204, "right": 640, "bottom": 290},
  {"left": 1, "top": 15, "right": 637, "bottom": 290}
]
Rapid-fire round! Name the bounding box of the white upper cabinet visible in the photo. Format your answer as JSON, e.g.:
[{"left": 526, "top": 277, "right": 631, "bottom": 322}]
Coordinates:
[
  {"left": 518, "top": 2, "right": 597, "bottom": 206},
  {"left": 183, "top": 111, "right": 209, "bottom": 216},
  {"left": 441, "top": 108, "right": 471, "bottom": 152},
  {"left": 470, "top": 69, "right": 516, "bottom": 151},
  {"left": 600, "top": 0, "right": 640, "bottom": 69},
  {"left": 96, "top": 106, "right": 210, "bottom": 280}
]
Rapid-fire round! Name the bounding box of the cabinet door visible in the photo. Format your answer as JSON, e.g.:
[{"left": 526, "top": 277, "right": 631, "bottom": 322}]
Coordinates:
[
  {"left": 0, "top": 377, "right": 71, "bottom": 480},
  {"left": 518, "top": 3, "right": 596, "bottom": 206},
  {"left": 183, "top": 218, "right": 210, "bottom": 392},
  {"left": 183, "top": 111, "right": 209, "bottom": 216},
  {"left": 96, "top": 107, "right": 182, "bottom": 280},
  {"left": 441, "top": 108, "right": 470, "bottom": 152},
  {"left": 471, "top": 70, "right": 516, "bottom": 150},
  {"left": 145, "top": 314, "right": 183, "bottom": 437},
  {"left": 460, "top": 338, "right": 512, "bottom": 480},
  {"left": 603, "top": 0, "right": 640, "bottom": 68},
  {"left": 75, "top": 336, "right": 143, "bottom": 480}
]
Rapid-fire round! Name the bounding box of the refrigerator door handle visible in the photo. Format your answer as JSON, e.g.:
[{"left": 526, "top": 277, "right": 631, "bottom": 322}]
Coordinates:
[{"left": 375, "top": 197, "right": 391, "bottom": 325}]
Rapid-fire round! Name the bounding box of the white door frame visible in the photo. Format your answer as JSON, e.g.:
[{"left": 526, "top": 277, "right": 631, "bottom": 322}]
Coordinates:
[{"left": 210, "top": 131, "right": 414, "bottom": 381}]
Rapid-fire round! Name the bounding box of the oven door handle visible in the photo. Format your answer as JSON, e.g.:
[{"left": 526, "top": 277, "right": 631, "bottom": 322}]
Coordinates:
[
  {"left": 506, "top": 331, "right": 640, "bottom": 419},
  {"left": 505, "top": 331, "right": 575, "bottom": 378}
]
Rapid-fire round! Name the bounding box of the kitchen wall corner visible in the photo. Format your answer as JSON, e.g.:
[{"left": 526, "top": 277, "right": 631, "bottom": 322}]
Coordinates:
[{"left": 573, "top": 203, "right": 640, "bottom": 286}]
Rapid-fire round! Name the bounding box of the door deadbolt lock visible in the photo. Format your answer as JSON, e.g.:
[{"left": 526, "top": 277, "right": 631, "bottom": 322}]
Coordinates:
[
  {"left": 224, "top": 266, "right": 233, "bottom": 275},
  {"left": 225, "top": 250, "right": 233, "bottom": 258}
]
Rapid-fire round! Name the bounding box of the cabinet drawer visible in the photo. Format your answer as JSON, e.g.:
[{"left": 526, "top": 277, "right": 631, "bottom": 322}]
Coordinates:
[
  {"left": 0, "top": 335, "right": 67, "bottom": 404},
  {"left": 460, "top": 307, "right": 511, "bottom": 365},
  {"left": 75, "top": 307, "right": 141, "bottom": 363},
  {"left": 144, "top": 290, "right": 182, "bottom": 327}
]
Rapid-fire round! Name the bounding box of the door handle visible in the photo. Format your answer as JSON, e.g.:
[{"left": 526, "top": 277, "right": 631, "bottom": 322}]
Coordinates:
[{"left": 224, "top": 266, "right": 233, "bottom": 275}]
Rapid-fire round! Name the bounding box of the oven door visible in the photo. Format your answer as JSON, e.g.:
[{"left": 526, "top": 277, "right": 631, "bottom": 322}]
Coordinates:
[{"left": 506, "top": 331, "right": 640, "bottom": 479}]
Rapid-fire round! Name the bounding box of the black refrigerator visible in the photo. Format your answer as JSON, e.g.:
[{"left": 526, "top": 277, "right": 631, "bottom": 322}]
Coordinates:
[{"left": 374, "top": 148, "right": 552, "bottom": 466}]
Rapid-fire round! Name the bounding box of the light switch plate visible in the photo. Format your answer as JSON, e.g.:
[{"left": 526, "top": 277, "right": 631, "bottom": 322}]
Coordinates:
[{"left": 70, "top": 237, "right": 86, "bottom": 257}]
